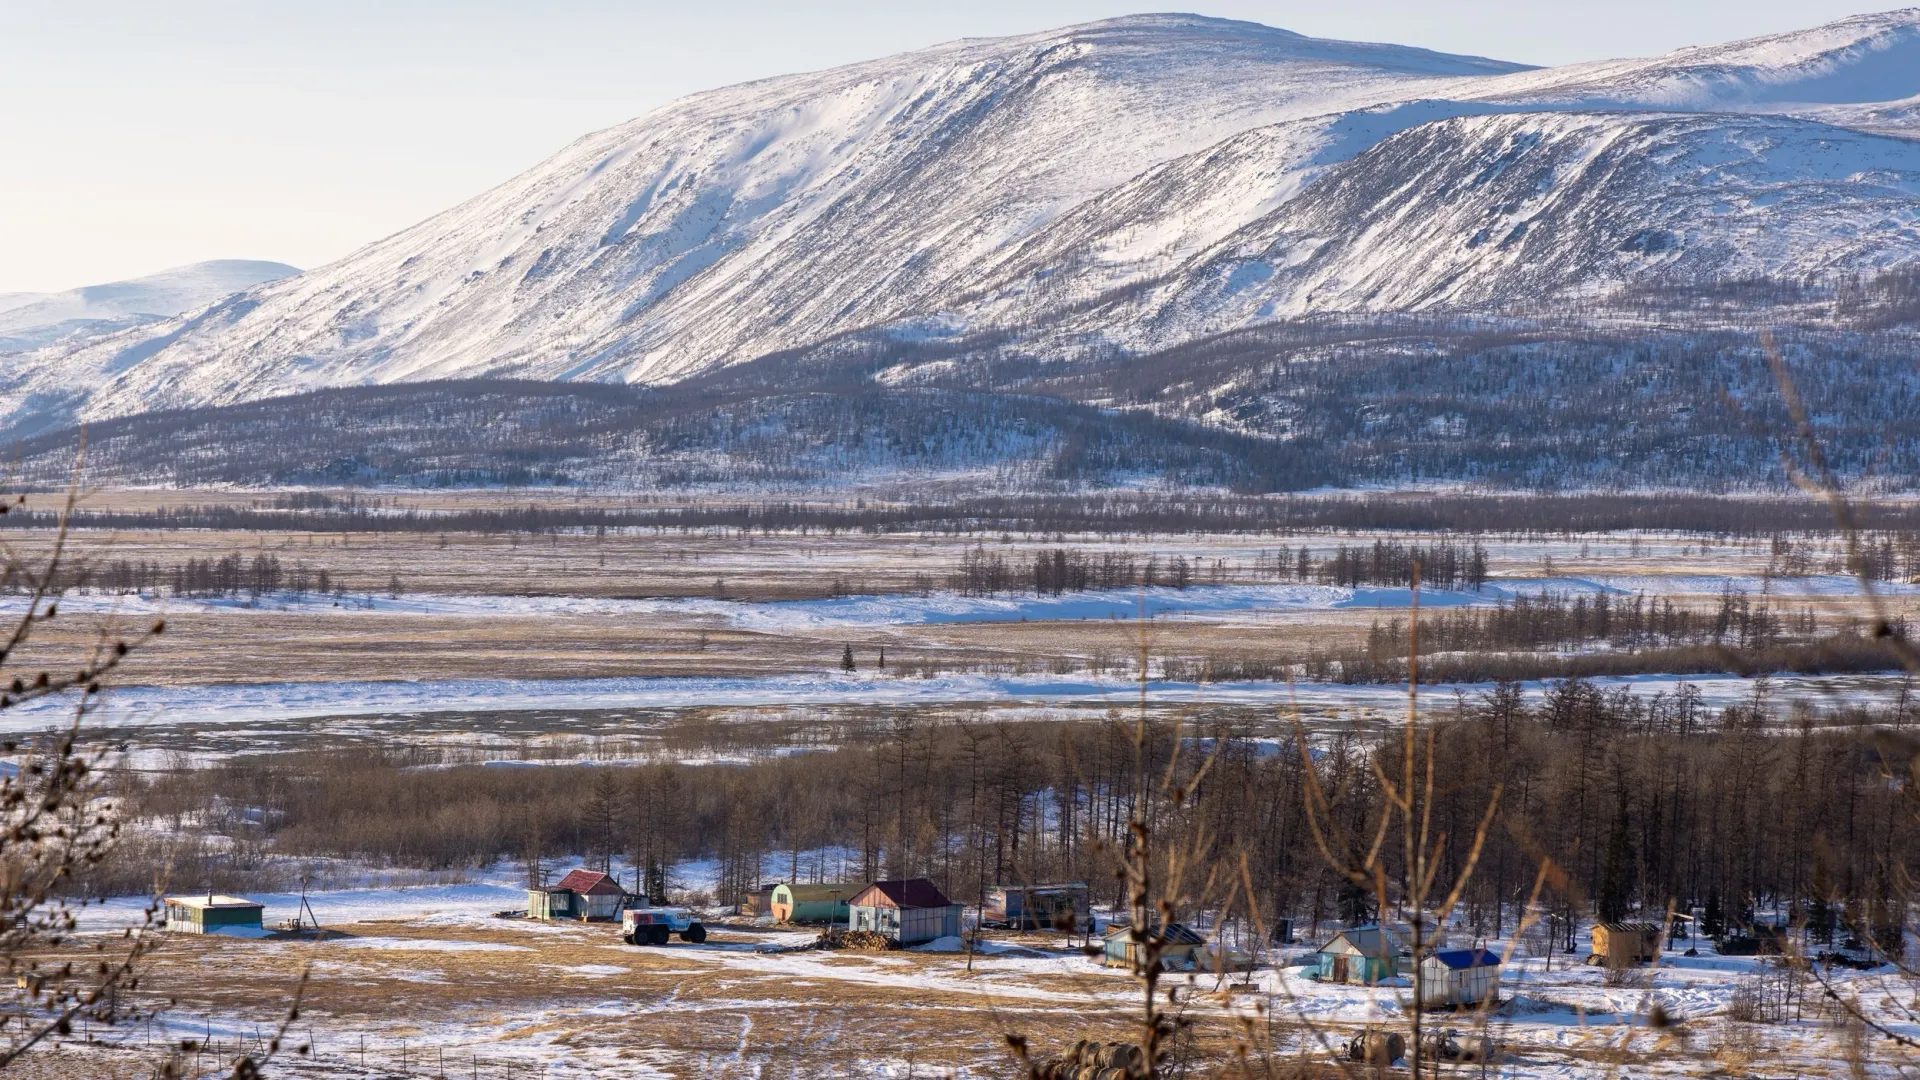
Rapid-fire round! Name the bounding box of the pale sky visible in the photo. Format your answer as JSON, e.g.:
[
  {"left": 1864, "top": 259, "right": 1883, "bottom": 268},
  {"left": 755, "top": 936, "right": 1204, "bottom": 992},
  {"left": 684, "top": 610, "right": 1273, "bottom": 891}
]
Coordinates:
[{"left": 0, "top": 1, "right": 1889, "bottom": 293}]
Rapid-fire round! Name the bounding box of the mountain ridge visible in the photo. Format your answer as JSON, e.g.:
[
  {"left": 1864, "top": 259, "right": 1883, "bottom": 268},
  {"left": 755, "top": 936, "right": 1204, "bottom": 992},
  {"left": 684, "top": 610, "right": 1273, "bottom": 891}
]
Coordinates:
[{"left": 4, "top": 10, "right": 1919, "bottom": 447}]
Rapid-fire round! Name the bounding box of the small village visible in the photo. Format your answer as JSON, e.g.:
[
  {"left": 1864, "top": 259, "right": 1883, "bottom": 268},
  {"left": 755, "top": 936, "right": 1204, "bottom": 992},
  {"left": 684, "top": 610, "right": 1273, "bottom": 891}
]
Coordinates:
[{"left": 138, "top": 868, "right": 1876, "bottom": 1076}]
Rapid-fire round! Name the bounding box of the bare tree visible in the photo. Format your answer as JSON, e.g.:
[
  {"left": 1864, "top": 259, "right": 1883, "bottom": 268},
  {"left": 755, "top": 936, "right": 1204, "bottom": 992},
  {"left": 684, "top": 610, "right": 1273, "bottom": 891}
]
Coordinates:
[
  {"left": 0, "top": 469, "right": 170, "bottom": 1069},
  {"left": 1294, "top": 565, "right": 1504, "bottom": 1078},
  {"left": 583, "top": 770, "right": 623, "bottom": 876}
]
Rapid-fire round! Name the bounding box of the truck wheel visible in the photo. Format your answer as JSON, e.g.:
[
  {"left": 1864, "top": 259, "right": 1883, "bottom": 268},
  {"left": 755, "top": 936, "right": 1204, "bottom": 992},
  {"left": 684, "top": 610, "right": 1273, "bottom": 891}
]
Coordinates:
[
  {"left": 623, "top": 932, "right": 636, "bottom": 946},
  {"left": 650, "top": 925, "right": 670, "bottom": 946},
  {"left": 682, "top": 923, "right": 707, "bottom": 944}
]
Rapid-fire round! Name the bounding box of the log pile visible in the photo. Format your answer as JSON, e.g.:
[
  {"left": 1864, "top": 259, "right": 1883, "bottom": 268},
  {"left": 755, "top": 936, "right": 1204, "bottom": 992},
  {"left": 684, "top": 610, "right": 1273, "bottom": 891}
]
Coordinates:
[
  {"left": 813, "top": 928, "right": 897, "bottom": 951},
  {"left": 1032, "top": 1040, "right": 1146, "bottom": 1080}
]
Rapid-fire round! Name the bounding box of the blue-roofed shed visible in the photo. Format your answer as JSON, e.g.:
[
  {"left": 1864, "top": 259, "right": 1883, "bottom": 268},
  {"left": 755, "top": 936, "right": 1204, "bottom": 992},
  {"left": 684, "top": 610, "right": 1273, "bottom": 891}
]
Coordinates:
[{"left": 1417, "top": 947, "right": 1502, "bottom": 1008}]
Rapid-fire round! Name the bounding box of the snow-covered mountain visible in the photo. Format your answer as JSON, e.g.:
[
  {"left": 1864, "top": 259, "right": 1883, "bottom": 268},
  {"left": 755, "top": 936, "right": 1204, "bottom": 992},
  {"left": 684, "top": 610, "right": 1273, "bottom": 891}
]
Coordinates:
[
  {"left": 0, "top": 260, "right": 299, "bottom": 353},
  {"left": 7, "top": 10, "right": 1920, "bottom": 436},
  {"left": 1018, "top": 111, "right": 1920, "bottom": 349},
  {"left": 947, "top": 9, "right": 1920, "bottom": 335}
]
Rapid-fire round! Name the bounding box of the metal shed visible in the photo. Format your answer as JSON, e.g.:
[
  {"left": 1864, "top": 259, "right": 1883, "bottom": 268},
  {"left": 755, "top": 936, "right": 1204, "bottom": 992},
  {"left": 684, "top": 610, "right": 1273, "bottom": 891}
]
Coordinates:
[
  {"left": 771, "top": 882, "right": 858, "bottom": 924},
  {"left": 1102, "top": 922, "right": 1206, "bottom": 969},
  {"left": 1417, "top": 948, "right": 1502, "bottom": 1008},
  {"left": 1314, "top": 926, "right": 1402, "bottom": 985},
  {"left": 164, "top": 895, "right": 267, "bottom": 936},
  {"left": 847, "top": 879, "right": 962, "bottom": 945},
  {"left": 529, "top": 869, "right": 629, "bottom": 921},
  {"left": 987, "top": 882, "right": 1090, "bottom": 930}
]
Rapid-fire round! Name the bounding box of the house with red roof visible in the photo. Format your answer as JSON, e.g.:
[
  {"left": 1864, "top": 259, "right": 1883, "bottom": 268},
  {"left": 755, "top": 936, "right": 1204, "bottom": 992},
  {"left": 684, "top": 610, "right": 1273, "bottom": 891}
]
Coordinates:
[
  {"left": 847, "top": 878, "right": 962, "bottom": 944},
  {"left": 529, "top": 868, "right": 629, "bottom": 921}
]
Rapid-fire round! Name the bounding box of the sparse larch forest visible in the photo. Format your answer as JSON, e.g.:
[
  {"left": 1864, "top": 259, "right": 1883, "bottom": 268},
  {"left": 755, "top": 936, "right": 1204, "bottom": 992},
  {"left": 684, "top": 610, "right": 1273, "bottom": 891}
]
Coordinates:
[{"left": 106, "top": 679, "right": 1917, "bottom": 961}]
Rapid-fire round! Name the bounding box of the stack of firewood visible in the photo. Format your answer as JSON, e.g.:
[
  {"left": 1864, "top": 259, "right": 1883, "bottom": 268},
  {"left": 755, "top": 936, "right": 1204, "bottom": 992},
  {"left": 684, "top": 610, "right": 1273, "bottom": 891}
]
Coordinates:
[{"left": 813, "top": 927, "right": 897, "bottom": 951}]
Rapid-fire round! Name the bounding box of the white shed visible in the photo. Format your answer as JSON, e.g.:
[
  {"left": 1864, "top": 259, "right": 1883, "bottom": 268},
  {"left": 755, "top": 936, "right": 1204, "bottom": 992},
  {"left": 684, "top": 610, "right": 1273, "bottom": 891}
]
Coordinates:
[{"left": 1417, "top": 948, "right": 1502, "bottom": 1008}]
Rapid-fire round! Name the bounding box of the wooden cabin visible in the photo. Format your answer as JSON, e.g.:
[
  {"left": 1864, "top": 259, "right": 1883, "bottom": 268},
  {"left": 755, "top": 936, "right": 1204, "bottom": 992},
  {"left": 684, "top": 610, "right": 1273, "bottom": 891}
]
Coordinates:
[
  {"left": 164, "top": 895, "right": 266, "bottom": 936},
  {"left": 1417, "top": 948, "right": 1502, "bottom": 1008},
  {"left": 986, "top": 882, "right": 1090, "bottom": 930},
  {"left": 770, "top": 882, "right": 859, "bottom": 924},
  {"left": 847, "top": 879, "right": 963, "bottom": 945},
  {"left": 1589, "top": 922, "right": 1661, "bottom": 965},
  {"left": 1315, "top": 926, "right": 1402, "bottom": 985},
  {"left": 741, "top": 885, "right": 776, "bottom": 917},
  {"left": 1102, "top": 922, "right": 1206, "bottom": 969},
  {"left": 529, "top": 869, "right": 629, "bottom": 921}
]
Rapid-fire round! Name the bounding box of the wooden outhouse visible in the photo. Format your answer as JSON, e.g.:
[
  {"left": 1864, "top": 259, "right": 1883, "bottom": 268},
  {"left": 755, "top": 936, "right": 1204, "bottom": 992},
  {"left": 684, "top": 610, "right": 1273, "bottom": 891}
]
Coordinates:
[
  {"left": 771, "top": 883, "right": 859, "bottom": 924},
  {"left": 1589, "top": 922, "right": 1661, "bottom": 965},
  {"left": 1315, "top": 926, "right": 1402, "bottom": 985},
  {"left": 987, "top": 882, "right": 1090, "bottom": 931},
  {"left": 1417, "top": 948, "right": 1502, "bottom": 1008},
  {"left": 164, "top": 895, "right": 266, "bottom": 936},
  {"left": 529, "top": 869, "right": 629, "bottom": 921},
  {"left": 1102, "top": 922, "right": 1206, "bottom": 969},
  {"left": 847, "top": 879, "right": 962, "bottom": 945}
]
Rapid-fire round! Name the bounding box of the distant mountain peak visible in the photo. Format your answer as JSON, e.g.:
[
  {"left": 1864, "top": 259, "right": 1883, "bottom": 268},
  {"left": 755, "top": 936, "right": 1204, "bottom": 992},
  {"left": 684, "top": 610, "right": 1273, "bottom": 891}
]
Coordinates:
[{"left": 0, "top": 260, "right": 299, "bottom": 357}]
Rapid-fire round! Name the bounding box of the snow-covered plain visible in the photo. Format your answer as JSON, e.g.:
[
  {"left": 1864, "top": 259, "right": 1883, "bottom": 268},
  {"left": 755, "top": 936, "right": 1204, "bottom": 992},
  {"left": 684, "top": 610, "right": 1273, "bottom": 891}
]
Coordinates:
[
  {"left": 12, "top": 573, "right": 1909, "bottom": 627},
  {"left": 10, "top": 669, "right": 1906, "bottom": 738},
  {"left": 7, "top": 570, "right": 1909, "bottom": 741},
  {"left": 0, "top": 581, "right": 1478, "bottom": 626}
]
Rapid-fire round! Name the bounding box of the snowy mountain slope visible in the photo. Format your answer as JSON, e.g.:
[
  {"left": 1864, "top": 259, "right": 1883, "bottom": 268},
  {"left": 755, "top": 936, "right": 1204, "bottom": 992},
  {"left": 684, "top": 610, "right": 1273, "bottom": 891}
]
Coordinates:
[
  {"left": 936, "top": 11, "right": 1920, "bottom": 323},
  {"left": 1451, "top": 7, "right": 1920, "bottom": 109},
  {"left": 0, "top": 16, "right": 1524, "bottom": 432},
  {"left": 1797, "top": 93, "right": 1920, "bottom": 137},
  {"left": 938, "top": 100, "right": 1528, "bottom": 324},
  {"left": 1061, "top": 112, "right": 1920, "bottom": 344},
  {"left": 6, "top": 10, "right": 1920, "bottom": 439},
  {"left": 0, "top": 260, "right": 298, "bottom": 353}
]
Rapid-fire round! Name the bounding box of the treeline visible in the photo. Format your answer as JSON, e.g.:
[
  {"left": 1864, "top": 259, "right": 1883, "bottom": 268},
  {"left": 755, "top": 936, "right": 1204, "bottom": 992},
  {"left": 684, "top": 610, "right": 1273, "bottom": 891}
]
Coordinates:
[
  {"left": 14, "top": 552, "right": 349, "bottom": 599},
  {"left": 948, "top": 539, "right": 1490, "bottom": 597},
  {"left": 4, "top": 378, "right": 1334, "bottom": 493},
  {"left": 949, "top": 547, "right": 1217, "bottom": 596},
  {"left": 1405, "top": 586, "right": 1819, "bottom": 656},
  {"left": 6, "top": 281, "right": 1920, "bottom": 493},
  {"left": 1087, "top": 317, "right": 1920, "bottom": 491},
  {"left": 7, "top": 492, "right": 1920, "bottom": 540},
  {"left": 1162, "top": 588, "right": 1891, "bottom": 686},
  {"left": 1305, "top": 540, "right": 1487, "bottom": 590},
  {"left": 1167, "top": 633, "right": 1908, "bottom": 687},
  {"left": 109, "top": 682, "right": 1920, "bottom": 954}
]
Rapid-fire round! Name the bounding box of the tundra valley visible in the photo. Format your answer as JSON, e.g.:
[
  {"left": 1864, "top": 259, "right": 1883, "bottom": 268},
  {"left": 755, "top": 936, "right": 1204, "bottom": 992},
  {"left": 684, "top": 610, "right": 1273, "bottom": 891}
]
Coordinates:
[{"left": 4, "top": 7, "right": 1920, "bottom": 1080}]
